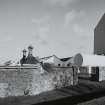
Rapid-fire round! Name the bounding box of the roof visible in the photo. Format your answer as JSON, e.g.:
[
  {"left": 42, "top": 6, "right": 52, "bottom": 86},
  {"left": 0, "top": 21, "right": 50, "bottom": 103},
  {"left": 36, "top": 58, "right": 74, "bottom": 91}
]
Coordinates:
[
  {"left": 60, "top": 57, "right": 72, "bottom": 62},
  {"left": 28, "top": 45, "right": 34, "bottom": 49},
  {"left": 26, "top": 56, "right": 39, "bottom": 64},
  {"left": 41, "top": 55, "right": 59, "bottom": 60},
  {"left": 22, "top": 49, "right": 27, "bottom": 52},
  {"left": 95, "top": 13, "right": 105, "bottom": 30},
  {"left": 41, "top": 55, "right": 72, "bottom": 62},
  {"left": 40, "top": 56, "right": 53, "bottom": 60}
]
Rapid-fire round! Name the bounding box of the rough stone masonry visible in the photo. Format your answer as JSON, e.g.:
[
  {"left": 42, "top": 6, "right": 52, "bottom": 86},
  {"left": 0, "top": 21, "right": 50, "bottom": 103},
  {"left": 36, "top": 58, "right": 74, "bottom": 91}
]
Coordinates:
[{"left": 0, "top": 66, "right": 78, "bottom": 97}]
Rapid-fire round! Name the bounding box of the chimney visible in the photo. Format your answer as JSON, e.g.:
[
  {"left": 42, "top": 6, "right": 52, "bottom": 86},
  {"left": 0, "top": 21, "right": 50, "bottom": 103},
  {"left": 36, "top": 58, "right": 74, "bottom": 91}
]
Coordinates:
[
  {"left": 28, "top": 45, "right": 34, "bottom": 56},
  {"left": 22, "top": 49, "right": 27, "bottom": 57}
]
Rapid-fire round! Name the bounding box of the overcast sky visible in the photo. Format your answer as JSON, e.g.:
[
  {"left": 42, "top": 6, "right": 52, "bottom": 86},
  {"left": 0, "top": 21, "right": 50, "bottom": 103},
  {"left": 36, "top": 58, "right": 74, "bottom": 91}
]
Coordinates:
[{"left": 0, "top": 0, "right": 105, "bottom": 62}]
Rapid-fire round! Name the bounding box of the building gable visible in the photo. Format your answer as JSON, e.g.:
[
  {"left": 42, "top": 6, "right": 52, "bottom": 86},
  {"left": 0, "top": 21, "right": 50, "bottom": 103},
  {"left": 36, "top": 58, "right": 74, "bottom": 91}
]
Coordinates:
[{"left": 94, "top": 13, "right": 105, "bottom": 54}]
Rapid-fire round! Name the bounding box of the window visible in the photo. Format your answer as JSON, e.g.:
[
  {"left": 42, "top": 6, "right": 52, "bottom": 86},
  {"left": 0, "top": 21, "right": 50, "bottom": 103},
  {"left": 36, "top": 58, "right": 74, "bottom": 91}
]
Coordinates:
[
  {"left": 58, "top": 64, "right": 61, "bottom": 66},
  {"left": 67, "top": 63, "right": 70, "bottom": 67}
]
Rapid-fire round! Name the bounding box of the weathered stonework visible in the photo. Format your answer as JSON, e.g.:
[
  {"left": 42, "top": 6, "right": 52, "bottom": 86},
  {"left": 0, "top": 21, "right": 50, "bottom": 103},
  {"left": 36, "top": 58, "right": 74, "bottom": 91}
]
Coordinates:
[
  {"left": 0, "top": 66, "right": 78, "bottom": 97},
  {"left": 99, "top": 67, "right": 105, "bottom": 81}
]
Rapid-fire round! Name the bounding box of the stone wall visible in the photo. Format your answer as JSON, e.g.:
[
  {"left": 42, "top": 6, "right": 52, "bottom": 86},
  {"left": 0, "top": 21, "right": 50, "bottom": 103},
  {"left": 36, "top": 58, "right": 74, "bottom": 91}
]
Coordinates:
[
  {"left": 0, "top": 66, "right": 78, "bottom": 97},
  {"left": 0, "top": 68, "right": 34, "bottom": 97},
  {"left": 99, "top": 67, "right": 105, "bottom": 81}
]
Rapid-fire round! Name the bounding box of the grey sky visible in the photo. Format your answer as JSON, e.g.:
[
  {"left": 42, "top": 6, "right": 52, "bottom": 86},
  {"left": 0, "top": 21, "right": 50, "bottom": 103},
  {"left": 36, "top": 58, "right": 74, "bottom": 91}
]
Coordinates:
[{"left": 0, "top": 0, "right": 105, "bottom": 61}]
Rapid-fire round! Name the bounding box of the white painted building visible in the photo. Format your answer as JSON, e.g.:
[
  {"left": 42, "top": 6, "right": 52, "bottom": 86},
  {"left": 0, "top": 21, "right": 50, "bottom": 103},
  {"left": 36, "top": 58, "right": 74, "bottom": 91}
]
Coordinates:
[
  {"left": 40, "top": 55, "right": 74, "bottom": 67},
  {"left": 40, "top": 55, "right": 64, "bottom": 67}
]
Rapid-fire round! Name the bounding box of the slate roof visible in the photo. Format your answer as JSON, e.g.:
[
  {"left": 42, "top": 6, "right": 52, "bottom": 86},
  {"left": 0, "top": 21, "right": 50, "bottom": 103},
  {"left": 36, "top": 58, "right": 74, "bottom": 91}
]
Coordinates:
[
  {"left": 60, "top": 57, "right": 72, "bottom": 62},
  {"left": 26, "top": 55, "right": 39, "bottom": 64}
]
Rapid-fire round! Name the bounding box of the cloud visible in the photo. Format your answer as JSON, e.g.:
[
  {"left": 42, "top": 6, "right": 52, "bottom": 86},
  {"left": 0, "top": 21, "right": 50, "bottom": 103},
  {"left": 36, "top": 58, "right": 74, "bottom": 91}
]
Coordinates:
[
  {"left": 32, "top": 26, "right": 49, "bottom": 45},
  {"left": 64, "top": 10, "right": 86, "bottom": 26},
  {"left": 32, "top": 16, "right": 50, "bottom": 45},
  {"left": 71, "top": 23, "right": 93, "bottom": 39},
  {"left": 64, "top": 10, "right": 77, "bottom": 26},
  {"left": 39, "top": 26, "right": 49, "bottom": 39},
  {"left": 32, "top": 16, "right": 49, "bottom": 25},
  {"left": 5, "top": 35, "right": 14, "bottom": 42},
  {"left": 0, "top": 32, "right": 13, "bottom": 43},
  {"left": 45, "top": 0, "right": 79, "bottom": 6},
  {"left": 64, "top": 10, "right": 92, "bottom": 38},
  {"left": 72, "top": 23, "right": 84, "bottom": 34}
]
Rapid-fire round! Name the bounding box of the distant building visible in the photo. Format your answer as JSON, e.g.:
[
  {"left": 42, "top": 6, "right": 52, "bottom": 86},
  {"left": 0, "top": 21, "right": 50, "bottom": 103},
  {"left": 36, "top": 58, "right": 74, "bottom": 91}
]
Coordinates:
[
  {"left": 40, "top": 55, "right": 73, "bottom": 67},
  {"left": 94, "top": 13, "right": 105, "bottom": 54},
  {"left": 40, "top": 55, "right": 64, "bottom": 67},
  {"left": 26, "top": 45, "right": 39, "bottom": 64},
  {"left": 20, "top": 45, "right": 39, "bottom": 65},
  {"left": 20, "top": 49, "right": 27, "bottom": 65},
  {"left": 60, "top": 57, "right": 72, "bottom": 67},
  {"left": 91, "top": 13, "right": 105, "bottom": 81}
]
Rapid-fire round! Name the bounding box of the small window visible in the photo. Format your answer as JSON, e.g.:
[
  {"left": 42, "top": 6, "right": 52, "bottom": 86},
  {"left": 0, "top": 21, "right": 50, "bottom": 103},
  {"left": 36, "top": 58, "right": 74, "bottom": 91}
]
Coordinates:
[
  {"left": 58, "top": 64, "right": 61, "bottom": 66},
  {"left": 67, "top": 63, "right": 70, "bottom": 67}
]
